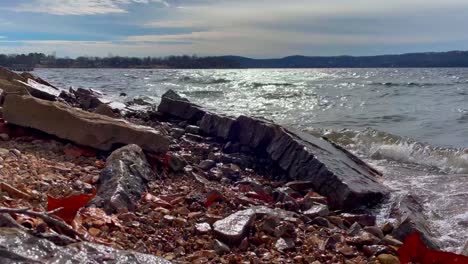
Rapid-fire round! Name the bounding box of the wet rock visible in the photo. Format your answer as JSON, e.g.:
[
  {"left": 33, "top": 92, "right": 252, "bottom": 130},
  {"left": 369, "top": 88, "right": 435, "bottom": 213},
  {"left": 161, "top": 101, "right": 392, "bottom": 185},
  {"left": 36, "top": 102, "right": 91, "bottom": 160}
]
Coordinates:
[
  {"left": 377, "top": 254, "right": 400, "bottom": 264},
  {"left": 88, "top": 144, "right": 153, "bottom": 214},
  {"left": 3, "top": 95, "right": 170, "bottom": 153},
  {"left": 213, "top": 209, "right": 256, "bottom": 245},
  {"left": 275, "top": 237, "right": 295, "bottom": 252},
  {"left": 340, "top": 213, "right": 376, "bottom": 227},
  {"left": 200, "top": 112, "right": 236, "bottom": 140},
  {"left": 364, "top": 226, "right": 385, "bottom": 239},
  {"left": 213, "top": 239, "right": 230, "bottom": 255},
  {"left": 460, "top": 241, "right": 468, "bottom": 256},
  {"left": 389, "top": 195, "right": 440, "bottom": 249},
  {"left": 168, "top": 153, "right": 187, "bottom": 172},
  {"left": 199, "top": 159, "right": 216, "bottom": 170},
  {"left": 195, "top": 222, "right": 212, "bottom": 234},
  {"left": 185, "top": 125, "right": 200, "bottom": 134},
  {"left": 302, "top": 203, "right": 329, "bottom": 218},
  {"left": 158, "top": 90, "right": 206, "bottom": 122},
  {"left": 0, "top": 228, "right": 170, "bottom": 264}
]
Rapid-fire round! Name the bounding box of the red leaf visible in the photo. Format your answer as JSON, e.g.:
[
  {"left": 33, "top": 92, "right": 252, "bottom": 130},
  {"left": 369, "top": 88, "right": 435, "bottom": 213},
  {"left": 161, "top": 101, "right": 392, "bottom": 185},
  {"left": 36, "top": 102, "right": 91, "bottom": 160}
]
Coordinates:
[
  {"left": 398, "top": 232, "right": 468, "bottom": 264},
  {"left": 47, "top": 191, "right": 96, "bottom": 224},
  {"left": 204, "top": 190, "right": 224, "bottom": 207}
]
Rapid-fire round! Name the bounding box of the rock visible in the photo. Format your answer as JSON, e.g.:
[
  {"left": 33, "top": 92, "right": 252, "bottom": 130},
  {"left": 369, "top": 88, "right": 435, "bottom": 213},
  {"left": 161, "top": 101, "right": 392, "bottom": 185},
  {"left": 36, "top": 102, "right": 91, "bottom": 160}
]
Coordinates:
[
  {"left": 347, "top": 222, "right": 363, "bottom": 236},
  {"left": 265, "top": 125, "right": 389, "bottom": 209},
  {"left": 0, "top": 228, "right": 170, "bottom": 264},
  {"left": 199, "top": 160, "right": 216, "bottom": 171},
  {"left": 199, "top": 112, "right": 236, "bottom": 140},
  {"left": 311, "top": 217, "right": 331, "bottom": 228},
  {"left": 285, "top": 181, "right": 315, "bottom": 192},
  {"left": 3, "top": 95, "right": 170, "bottom": 153},
  {"left": 120, "top": 92, "right": 127, "bottom": 97},
  {"left": 21, "top": 71, "right": 58, "bottom": 89},
  {"left": 362, "top": 245, "right": 393, "bottom": 257},
  {"left": 9, "top": 148, "right": 21, "bottom": 157},
  {"left": 195, "top": 222, "right": 212, "bottom": 234},
  {"left": 377, "top": 254, "right": 400, "bottom": 264},
  {"left": 364, "top": 226, "right": 384, "bottom": 239},
  {"left": 0, "top": 133, "right": 9, "bottom": 141},
  {"left": 223, "top": 141, "right": 241, "bottom": 154},
  {"left": 381, "top": 222, "right": 394, "bottom": 234},
  {"left": 340, "top": 213, "right": 376, "bottom": 227},
  {"left": 260, "top": 215, "right": 281, "bottom": 235},
  {"left": 72, "top": 88, "right": 105, "bottom": 110},
  {"left": 461, "top": 241, "right": 468, "bottom": 256},
  {"left": 0, "top": 148, "right": 9, "bottom": 156},
  {"left": 213, "top": 239, "right": 230, "bottom": 255},
  {"left": 382, "top": 235, "right": 403, "bottom": 247},
  {"left": 88, "top": 145, "right": 153, "bottom": 214},
  {"left": 275, "top": 238, "right": 295, "bottom": 252},
  {"left": 239, "top": 237, "right": 249, "bottom": 251},
  {"left": 94, "top": 103, "right": 117, "bottom": 118},
  {"left": 168, "top": 153, "right": 187, "bottom": 172},
  {"left": 185, "top": 125, "right": 200, "bottom": 134},
  {"left": 274, "top": 222, "right": 296, "bottom": 238},
  {"left": 389, "top": 195, "right": 440, "bottom": 249},
  {"left": 170, "top": 128, "right": 185, "bottom": 139},
  {"left": 346, "top": 231, "right": 381, "bottom": 245},
  {"left": 302, "top": 203, "right": 329, "bottom": 218},
  {"left": 158, "top": 90, "right": 206, "bottom": 122},
  {"left": 213, "top": 209, "right": 256, "bottom": 245}
]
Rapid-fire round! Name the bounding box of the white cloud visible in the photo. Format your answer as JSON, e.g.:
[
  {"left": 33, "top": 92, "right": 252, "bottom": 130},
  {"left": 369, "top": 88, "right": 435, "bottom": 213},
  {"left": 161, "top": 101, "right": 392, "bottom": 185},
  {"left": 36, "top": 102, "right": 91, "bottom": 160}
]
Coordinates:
[
  {"left": 14, "top": 0, "right": 169, "bottom": 15},
  {"left": 0, "top": 36, "right": 5, "bottom": 39}
]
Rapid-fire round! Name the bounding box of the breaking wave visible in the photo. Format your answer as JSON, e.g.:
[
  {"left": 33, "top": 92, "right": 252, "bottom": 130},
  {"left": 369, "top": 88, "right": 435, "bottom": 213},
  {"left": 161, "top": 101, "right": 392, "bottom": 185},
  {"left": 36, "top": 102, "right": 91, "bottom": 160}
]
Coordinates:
[{"left": 305, "top": 127, "right": 468, "bottom": 174}]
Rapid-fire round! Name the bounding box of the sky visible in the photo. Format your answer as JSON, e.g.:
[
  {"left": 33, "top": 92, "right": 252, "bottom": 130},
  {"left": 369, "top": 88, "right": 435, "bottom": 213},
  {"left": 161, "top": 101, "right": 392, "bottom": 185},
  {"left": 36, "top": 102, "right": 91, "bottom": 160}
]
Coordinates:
[{"left": 1, "top": 0, "right": 468, "bottom": 58}]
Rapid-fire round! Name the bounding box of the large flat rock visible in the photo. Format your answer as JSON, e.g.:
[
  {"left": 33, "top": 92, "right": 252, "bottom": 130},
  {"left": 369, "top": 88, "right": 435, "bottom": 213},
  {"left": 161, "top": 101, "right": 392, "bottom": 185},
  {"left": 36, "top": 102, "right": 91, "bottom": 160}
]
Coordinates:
[
  {"left": 3, "top": 95, "right": 169, "bottom": 153},
  {"left": 0, "top": 228, "right": 170, "bottom": 264}
]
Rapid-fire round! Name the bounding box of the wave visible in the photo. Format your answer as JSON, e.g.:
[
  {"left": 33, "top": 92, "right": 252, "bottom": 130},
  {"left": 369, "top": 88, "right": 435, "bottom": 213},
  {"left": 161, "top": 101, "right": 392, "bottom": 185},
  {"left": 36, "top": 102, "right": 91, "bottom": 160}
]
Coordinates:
[
  {"left": 178, "top": 76, "right": 231, "bottom": 85},
  {"left": 305, "top": 127, "right": 468, "bottom": 174},
  {"left": 370, "top": 82, "right": 455, "bottom": 87},
  {"left": 252, "top": 82, "right": 295, "bottom": 88}
]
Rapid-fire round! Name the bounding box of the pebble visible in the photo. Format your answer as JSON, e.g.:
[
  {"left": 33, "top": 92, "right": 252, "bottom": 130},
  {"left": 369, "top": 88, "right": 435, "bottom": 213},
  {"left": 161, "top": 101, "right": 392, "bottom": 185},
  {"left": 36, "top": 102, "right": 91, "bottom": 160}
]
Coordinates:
[
  {"left": 377, "top": 254, "right": 400, "bottom": 264},
  {"left": 213, "top": 239, "right": 230, "bottom": 255},
  {"left": 303, "top": 203, "right": 329, "bottom": 218},
  {"left": 275, "top": 238, "right": 295, "bottom": 252},
  {"left": 198, "top": 159, "right": 216, "bottom": 171},
  {"left": 195, "top": 222, "right": 212, "bottom": 234},
  {"left": 9, "top": 149, "right": 21, "bottom": 157},
  {"left": 213, "top": 209, "right": 256, "bottom": 245},
  {"left": 185, "top": 125, "right": 200, "bottom": 135}
]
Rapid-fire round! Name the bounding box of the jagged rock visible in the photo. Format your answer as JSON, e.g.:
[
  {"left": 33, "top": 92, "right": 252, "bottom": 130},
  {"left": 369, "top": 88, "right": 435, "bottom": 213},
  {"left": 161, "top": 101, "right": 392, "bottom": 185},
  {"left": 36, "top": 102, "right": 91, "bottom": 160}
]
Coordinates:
[
  {"left": 341, "top": 213, "right": 376, "bottom": 227},
  {"left": 88, "top": 144, "right": 153, "bottom": 214},
  {"left": 285, "top": 181, "right": 315, "bottom": 192},
  {"left": 0, "top": 74, "right": 59, "bottom": 101},
  {"left": 0, "top": 228, "right": 170, "bottom": 264},
  {"left": 213, "top": 239, "right": 230, "bottom": 255},
  {"left": 382, "top": 235, "right": 403, "bottom": 247},
  {"left": 21, "top": 71, "right": 58, "bottom": 89},
  {"left": 158, "top": 90, "right": 205, "bottom": 122},
  {"left": 236, "top": 115, "right": 277, "bottom": 151},
  {"left": 389, "top": 195, "right": 440, "bottom": 249},
  {"left": 3, "top": 95, "right": 169, "bottom": 153},
  {"left": 302, "top": 203, "right": 329, "bottom": 218},
  {"left": 168, "top": 153, "right": 187, "bottom": 172},
  {"left": 347, "top": 222, "right": 363, "bottom": 236},
  {"left": 200, "top": 112, "right": 236, "bottom": 140},
  {"left": 275, "top": 238, "right": 295, "bottom": 252},
  {"left": 185, "top": 125, "right": 200, "bottom": 134},
  {"left": 213, "top": 209, "right": 256, "bottom": 245},
  {"left": 364, "top": 226, "right": 385, "bottom": 239},
  {"left": 94, "top": 103, "right": 117, "bottom": 118},
  {"left": 199, "top": 159, "right": 216, "bottom": 170},
  {"left": 72, "top": 88, "right": 106, "bottom": 110}
]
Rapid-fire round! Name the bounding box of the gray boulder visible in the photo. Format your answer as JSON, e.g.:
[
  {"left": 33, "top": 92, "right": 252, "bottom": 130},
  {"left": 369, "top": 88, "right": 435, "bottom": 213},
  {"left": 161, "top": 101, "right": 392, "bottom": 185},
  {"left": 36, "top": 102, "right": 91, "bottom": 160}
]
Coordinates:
[
  {"left": 0, "top": 228, "right": 170, "bottom": 264},
  {"left": 88, "top": 144, "right": 153, "bottom": 214},
  {"left": 199, "top": 112, "right": 236, "bottom": 140}
]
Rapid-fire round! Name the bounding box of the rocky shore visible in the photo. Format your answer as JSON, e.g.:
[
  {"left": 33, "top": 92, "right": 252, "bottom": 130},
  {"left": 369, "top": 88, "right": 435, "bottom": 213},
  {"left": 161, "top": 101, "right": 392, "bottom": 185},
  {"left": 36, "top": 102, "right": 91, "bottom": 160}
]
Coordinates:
[{"left": 0, "top": 67, "right": 450, "bottom": 263}]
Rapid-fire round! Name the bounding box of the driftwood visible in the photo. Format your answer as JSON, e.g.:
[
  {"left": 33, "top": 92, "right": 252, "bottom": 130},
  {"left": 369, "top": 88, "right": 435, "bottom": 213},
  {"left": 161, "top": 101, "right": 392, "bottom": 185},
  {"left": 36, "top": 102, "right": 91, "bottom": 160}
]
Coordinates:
[{"left": 0, "top": 207, "right": 85, "bottom": 241}]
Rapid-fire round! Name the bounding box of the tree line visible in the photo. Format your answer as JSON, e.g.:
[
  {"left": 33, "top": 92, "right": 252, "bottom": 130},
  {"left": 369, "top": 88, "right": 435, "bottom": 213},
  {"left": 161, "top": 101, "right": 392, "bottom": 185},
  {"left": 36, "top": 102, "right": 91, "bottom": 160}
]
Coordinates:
[{"left": 0, "top": 53, "right": 241, "bottom": 69}]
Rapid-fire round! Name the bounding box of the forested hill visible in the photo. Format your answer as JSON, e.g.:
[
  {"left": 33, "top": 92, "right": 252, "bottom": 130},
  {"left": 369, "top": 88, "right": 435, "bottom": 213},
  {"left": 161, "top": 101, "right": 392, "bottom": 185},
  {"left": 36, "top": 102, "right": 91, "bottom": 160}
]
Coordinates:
[{"left": 2, "top": 50, "right": 468, "bottom": 69}]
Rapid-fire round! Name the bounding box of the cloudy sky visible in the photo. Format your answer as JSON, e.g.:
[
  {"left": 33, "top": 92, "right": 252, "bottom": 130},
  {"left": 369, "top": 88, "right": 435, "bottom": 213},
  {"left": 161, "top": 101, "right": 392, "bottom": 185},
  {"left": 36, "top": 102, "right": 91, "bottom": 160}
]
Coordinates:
[{"left": 1, "top": 0, "right": 468, "bottom": 58}]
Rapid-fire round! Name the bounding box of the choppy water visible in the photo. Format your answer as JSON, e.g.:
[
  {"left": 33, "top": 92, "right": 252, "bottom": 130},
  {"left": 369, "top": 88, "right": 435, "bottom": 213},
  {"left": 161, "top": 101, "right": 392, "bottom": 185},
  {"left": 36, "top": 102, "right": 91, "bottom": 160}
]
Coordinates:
[{"left": 35, "top": 68, "right": 468, "bottom": 253}]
